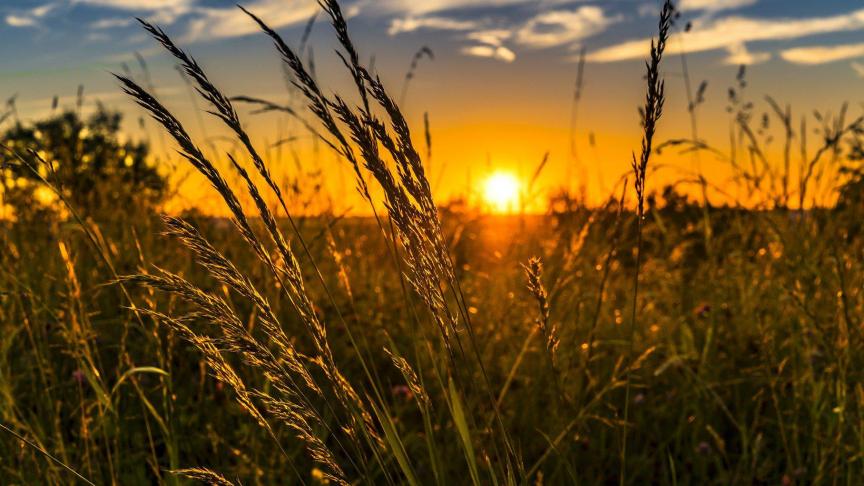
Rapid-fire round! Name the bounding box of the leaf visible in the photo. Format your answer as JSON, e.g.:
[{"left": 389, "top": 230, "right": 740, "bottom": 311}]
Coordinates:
[
  {"left": 448, "top": 377, "right": 481, "bottom": 486},
  {"left": 79, "top": 364, "right": 113, "bottom": 412},
  {"left": 111, "top": 366, "right": 169, "bottom": 397},
  {"left": 368, "top": 396, "right": 419, "bottom": 486}
]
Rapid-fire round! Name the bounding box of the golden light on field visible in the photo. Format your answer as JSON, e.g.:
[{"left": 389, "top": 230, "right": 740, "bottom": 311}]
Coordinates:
[{"left": 483, "top": 171, "right": 521, "bottom": 213}]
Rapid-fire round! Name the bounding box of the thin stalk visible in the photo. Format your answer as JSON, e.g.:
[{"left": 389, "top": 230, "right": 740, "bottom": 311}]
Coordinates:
[
  {"left": 0, "top": 422, "right": 96, "bottom": 486},
  {"left": 620, "top": 2, "right": 673, "bottom": 484}
]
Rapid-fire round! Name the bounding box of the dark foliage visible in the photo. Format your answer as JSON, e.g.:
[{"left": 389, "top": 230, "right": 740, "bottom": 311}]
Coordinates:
[{"left": 1, "top": 108, "right": 166, "bottom": 220}]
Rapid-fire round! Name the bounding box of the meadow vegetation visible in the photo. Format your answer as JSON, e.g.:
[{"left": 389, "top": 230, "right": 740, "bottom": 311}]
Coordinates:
[{"left": 2, "top": 0, "right": 864, "bottom": 484}]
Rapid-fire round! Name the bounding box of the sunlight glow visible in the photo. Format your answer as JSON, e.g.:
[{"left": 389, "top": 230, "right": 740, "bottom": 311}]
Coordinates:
[{"left": 483, "top": 171, "right": 521, "bottom": 213}]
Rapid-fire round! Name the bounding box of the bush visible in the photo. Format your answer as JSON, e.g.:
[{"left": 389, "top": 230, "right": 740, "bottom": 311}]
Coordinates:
[{"left": 1, "top": 107, "right": 166, "bottom": 221}]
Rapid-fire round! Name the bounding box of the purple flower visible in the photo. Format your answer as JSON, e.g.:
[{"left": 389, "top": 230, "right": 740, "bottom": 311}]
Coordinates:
[
  {"left": 71, "top": 369, "right": 85, "bottom": 385},
  {"left": 391, "top": 385, "right": 413, "bottom": 400}
]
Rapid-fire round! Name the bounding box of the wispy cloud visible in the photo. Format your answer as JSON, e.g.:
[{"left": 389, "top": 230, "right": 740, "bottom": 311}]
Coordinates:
[
  {"left": 589, "top": 8, "right": 864, "bottom": 63},
  {"left": 462, "top": 44, "right": 516, "bottom": 62},
  {"left": 851, "top": 61, "right": 864, "bottom": 78},
  {"left": 388, "top": 16, "right": 478, "bottom": 35},
  {"left": 376, "top": 0, "right": 529, "bottom": 17},
  {"left": 73, "top": 0, "right": 193, "bottom": 25},
  {"left": 185, "top": 0, "right": 318, "bottom": 42},
  {"left": 12, "top": 0, "right": 851, "bottom": 72},
  {"left": 780, "top": 42, "right": 864, "bottom": 65},
  {"left": 76, "top": 0, "right": 318, "bottom": 41},
  {"left": 467, "top": 29, "right": 511, "bottom": 47},
  {"left": 724, "top": 43, "right": 770, "bottom": 65},
  {"left": 383, "top": 4, "right": 616, "bottom": 63},
  {"left": 516, "top": 7, "right": 618, "bottom": 48},
  {"left": 5, "top": 15, "right": 37, "bottom": 27},
  {"left": 5, "top": 4, "right": 55, "bottom": 28},
  {"left": 461, "top": 28, "right": 516, "bottom": 62},
  {"left": 679, "top": 0, "right": 757, "bottom": 13},
  {"left": 73, "top": 0, "right": 190, "bottom": 9},
  {"left": 91, "top": 17, "right": 133, "bottom": 29}
]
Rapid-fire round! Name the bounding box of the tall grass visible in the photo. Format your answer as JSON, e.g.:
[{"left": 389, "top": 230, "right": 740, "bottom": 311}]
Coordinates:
[
  {"left": 111, "top": 0, "right": 527, "bottom": 482},
  {"left": 621, "top": 2, "right": 673, "bottom": 483},
  {"left": 2, "top": 0, "right": 864, "bottom": 484}
]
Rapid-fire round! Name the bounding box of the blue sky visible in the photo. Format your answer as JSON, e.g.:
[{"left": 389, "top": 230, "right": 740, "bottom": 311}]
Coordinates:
[
  {"left": 3, "top": 0, "right": 864, "bottom": 66},
  {"left": 2, "top": 0, "right": 863, "bottom": 118}
]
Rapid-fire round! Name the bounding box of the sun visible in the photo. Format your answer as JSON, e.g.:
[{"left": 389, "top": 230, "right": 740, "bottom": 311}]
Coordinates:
[{"left": 483, "top": 171, "right": 521, "bottom": 213}]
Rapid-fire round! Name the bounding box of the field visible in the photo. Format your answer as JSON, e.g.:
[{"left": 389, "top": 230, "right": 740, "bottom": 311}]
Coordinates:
[{"left": 2, "top": 0, "right": 864, "bottom": 484}]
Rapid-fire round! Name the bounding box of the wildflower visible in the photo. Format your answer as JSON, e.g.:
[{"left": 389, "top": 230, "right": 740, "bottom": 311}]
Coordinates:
[
  {"left": 71, "top": 369, "right": 85, "bottom": 385},
  {"left": 391, "top": 385, "right": 413, "bottom": 401},
  {"left": 311, "top": 468, "right": 331, "bottom": 484}
]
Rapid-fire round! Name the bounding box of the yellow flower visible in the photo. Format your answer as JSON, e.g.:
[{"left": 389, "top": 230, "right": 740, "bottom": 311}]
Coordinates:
[{"left": 311, "top": 468, "right": 330, "bottom": 485}]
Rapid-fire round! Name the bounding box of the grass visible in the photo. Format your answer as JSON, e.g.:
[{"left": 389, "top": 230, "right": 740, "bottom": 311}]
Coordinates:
[{"left": 2, "top": 0, "right": 864, "bottom": 484}]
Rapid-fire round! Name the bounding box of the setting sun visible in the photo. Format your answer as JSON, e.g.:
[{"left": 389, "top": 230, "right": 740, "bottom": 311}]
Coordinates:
[{"left": 483, "top": 171, "right": 521, "bottom": 213}]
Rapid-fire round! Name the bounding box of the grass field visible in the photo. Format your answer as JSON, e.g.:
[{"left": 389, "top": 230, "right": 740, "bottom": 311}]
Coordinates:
[{"left": 2, "top": 0, "right": 864, "bottom": 484}]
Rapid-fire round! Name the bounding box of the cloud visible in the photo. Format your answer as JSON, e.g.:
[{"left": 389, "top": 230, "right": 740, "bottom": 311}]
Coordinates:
[
  {"left": 679, "top": 0, "right": 757, "bottom": 12},
  {"left": 724, "top": 43, "right": 770, "bottom": 65},
  {"left": 72, "top": 0, "right": 193, "bottom": 25},
  {"left": 146, "top": 8, "right": 191, "bottom": 25},
  {"left": 460, "top": 28, "right": 516, "bottom": 62},
  {"left": 31, "top": 4, "right": 55, "bottom": 17},
  {"left": 589, "top": 8, "right": 864, "bottom": 63},
  {"left": 91, "top": 17, "right": 133, "bottom": 29},
  {"left": 73, "top": 0, "right": 190, "bottom": 9},
  {"left": 462, "top": 28, "right": 515, "bottom": 62},
  {"left": 780, "top": 42, "right": 864, "bottom": 65},
  {"left": 852, "top": 61, "right": 864, "bottom": 78},
  {"left": 5, "top": 15, "right": 37, "bottom": 27},
  {"left": 376, "top": 0, "right": 529, "bottom": 17},
  {"left": 185, "top": 0, "right": 318, "bottom": 41},
  {"left": 467, "top": 29, "right": 512, "bottom": 47},
  {"left": 381, "top": 4, "right": 615, "bottom": 63},
  {"left": 516, "top": 7, "right": 617, "bottom": 48},
  {"left": 5, "top": 3, "right": 56, "bottom": 28},
  {"left": 388, "top": 16, "right": 478, "bottom": 35},
  {"left": 462, "top": 45, "right": 516, "bottom": 62}
]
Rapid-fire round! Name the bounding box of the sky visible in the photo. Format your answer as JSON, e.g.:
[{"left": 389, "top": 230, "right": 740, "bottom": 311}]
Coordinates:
[{"left": 2, "top": 0, "right": 864, "bottom": 211}]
